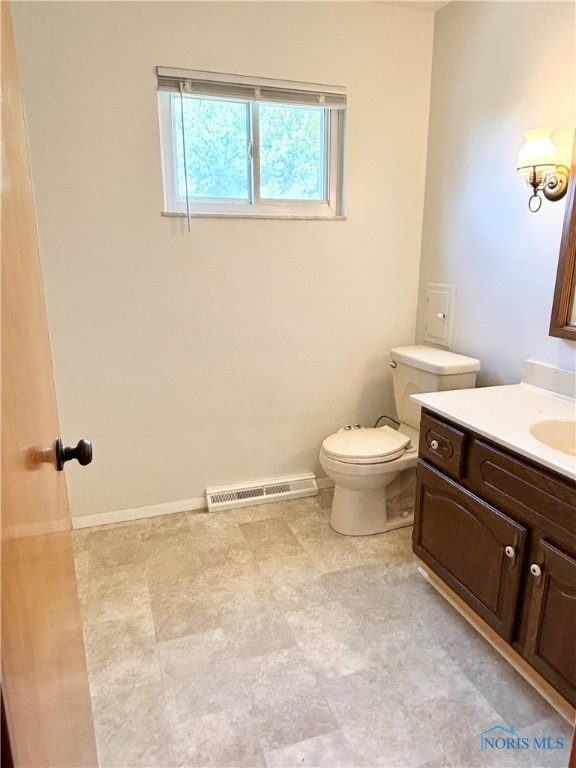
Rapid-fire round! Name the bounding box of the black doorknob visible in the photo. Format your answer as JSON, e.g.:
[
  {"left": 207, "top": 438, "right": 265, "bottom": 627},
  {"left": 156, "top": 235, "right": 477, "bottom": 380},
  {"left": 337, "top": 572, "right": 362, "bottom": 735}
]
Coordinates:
[{"left": 55, "top": 438, "right": 93, "bottom": 471}]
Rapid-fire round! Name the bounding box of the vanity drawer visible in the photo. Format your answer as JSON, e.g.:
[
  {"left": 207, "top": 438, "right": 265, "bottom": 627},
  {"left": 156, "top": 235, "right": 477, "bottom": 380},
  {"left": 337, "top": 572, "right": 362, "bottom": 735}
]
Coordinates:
[
  {"left": 419, "top": 411, "right": 466, "bottom": 480},
  {"left": 467, "top": 439, "right": 576, "bottom": 534}
]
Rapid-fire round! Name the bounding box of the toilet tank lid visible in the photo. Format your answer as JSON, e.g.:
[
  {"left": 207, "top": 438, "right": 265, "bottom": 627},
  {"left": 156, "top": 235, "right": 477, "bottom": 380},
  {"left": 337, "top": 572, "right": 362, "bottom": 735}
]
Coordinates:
[{"left": 390, "top": 345, "right": 480, "bottom": 375}]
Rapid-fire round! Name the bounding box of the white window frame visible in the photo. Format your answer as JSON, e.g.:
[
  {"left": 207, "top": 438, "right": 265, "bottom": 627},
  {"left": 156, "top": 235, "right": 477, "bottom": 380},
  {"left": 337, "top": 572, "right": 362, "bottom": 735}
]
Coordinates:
[{"left": 157, "top": 68, "right": 346, "bottom": 220}]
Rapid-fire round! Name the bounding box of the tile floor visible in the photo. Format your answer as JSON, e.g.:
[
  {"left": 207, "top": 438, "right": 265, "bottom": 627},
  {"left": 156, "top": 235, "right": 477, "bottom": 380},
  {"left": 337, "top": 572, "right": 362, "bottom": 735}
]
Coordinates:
[{"left": 73, "top": 491, "right": 573, "bottom": 768}]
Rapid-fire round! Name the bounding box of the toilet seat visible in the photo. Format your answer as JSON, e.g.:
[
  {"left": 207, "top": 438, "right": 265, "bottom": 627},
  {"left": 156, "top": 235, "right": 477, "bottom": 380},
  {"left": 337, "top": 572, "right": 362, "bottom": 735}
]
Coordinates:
[{"left": 321, "top": 426, "right": 411, "bottom": 465}]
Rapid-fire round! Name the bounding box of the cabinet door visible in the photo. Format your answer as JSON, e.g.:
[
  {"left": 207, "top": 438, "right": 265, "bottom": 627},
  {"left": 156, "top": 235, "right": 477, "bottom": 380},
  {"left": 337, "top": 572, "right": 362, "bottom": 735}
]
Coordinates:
[
  {"left": 414, "top": 461, "right": 527, "bottom": 641},
  {"left": 524, "top": 540, "right": 576, "bottom": 706}
]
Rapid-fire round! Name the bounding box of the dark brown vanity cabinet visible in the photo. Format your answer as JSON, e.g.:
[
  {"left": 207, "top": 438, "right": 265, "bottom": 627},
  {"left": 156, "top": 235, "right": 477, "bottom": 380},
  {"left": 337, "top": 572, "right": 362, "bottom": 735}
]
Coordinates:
[{"left": 413, "top": 410, "right": 576, "bottom": 707}]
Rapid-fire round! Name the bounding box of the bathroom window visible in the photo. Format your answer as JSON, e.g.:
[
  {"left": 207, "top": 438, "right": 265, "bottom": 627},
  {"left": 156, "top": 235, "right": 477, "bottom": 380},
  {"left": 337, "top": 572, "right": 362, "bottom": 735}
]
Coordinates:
[{"left": 157, "top": 67, "right": 346, "bottom": 219}]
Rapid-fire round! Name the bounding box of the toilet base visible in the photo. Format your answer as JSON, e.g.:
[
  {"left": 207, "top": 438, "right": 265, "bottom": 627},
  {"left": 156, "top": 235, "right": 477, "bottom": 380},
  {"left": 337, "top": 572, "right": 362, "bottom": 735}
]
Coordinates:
[
  {"left": 329, "top": 507, "right": 414, "bottom": 536},
  {"left": 328, "top": 468, "right": 416, "bottom": 536}
]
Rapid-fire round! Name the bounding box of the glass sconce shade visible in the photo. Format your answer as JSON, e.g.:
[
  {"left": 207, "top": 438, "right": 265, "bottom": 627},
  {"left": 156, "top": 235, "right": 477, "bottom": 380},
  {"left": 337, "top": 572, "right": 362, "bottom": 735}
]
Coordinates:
[{"left": 517, "top": 128, "right": 557, "bottom": 183}]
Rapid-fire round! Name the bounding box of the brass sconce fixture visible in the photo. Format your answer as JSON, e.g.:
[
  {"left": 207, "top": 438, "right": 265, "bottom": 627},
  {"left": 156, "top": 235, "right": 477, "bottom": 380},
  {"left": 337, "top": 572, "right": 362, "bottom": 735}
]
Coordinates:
[{"left": 517, "top": 128, "right": 569, "bottom": 212}]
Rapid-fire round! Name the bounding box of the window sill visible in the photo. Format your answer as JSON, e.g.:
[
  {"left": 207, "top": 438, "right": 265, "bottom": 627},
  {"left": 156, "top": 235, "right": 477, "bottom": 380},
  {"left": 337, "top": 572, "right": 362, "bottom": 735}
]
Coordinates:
[{"left": 161, "top": 211, "right": 346, "bottom": 221}]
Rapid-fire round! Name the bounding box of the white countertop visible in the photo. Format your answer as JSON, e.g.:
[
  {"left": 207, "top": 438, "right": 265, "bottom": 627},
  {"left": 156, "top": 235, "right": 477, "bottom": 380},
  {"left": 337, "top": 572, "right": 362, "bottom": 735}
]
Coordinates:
[{"left": 412, "top": 383, "right": 576, "bottom": 482}]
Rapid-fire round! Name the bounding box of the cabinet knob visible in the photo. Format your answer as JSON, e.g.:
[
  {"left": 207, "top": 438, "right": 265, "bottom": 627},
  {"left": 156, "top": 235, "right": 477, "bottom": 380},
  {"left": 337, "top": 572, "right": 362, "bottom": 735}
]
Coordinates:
[
  {"left": 530, "top": 563, "right": 543, "bottom": 586},
  {"left": 430, "top": 439, "right": 440, "bottom": 450},
  {"left": 505, "top": 545, "right": 516, "bottom": 562}
]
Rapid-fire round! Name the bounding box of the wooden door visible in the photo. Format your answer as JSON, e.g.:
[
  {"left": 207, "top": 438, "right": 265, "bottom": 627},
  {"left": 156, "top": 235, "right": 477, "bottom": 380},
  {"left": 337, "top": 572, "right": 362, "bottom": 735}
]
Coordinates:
[
  {"left": 1, "top": 4, "right": 98, "bottom": 765},
  {"left": 524, "top": 540, "right": 576, "bottom": 707},
  {"left": 413, "top": 461, "right": 527, "bottom": 641}
]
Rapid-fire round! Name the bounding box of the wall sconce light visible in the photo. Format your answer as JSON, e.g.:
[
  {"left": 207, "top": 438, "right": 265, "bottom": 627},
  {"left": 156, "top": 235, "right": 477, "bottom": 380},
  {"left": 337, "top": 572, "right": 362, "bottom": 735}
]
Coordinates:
[{"left": 517, "top": 128, "right": 569, "bottom": 212}]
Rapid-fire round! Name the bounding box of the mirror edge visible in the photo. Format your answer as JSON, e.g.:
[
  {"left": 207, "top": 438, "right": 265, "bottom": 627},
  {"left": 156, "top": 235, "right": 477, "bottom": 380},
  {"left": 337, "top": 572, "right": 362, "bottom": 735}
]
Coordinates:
[{"left": 549, "top": 131, "right": 576, "bottom": 340}]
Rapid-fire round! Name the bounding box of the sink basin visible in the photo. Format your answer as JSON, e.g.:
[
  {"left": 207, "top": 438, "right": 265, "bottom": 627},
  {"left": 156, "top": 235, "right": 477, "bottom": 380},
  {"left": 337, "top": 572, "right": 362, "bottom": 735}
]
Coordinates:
[{"left": 529, "top": 420, "right": 576, "bottom": 456}]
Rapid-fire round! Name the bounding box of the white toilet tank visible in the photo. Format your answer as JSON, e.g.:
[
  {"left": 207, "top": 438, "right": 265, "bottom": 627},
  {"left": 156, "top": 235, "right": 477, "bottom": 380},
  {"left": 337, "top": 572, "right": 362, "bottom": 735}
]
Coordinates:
[{"left": 390, "top": 345, "right": 480, "bottom": 430}]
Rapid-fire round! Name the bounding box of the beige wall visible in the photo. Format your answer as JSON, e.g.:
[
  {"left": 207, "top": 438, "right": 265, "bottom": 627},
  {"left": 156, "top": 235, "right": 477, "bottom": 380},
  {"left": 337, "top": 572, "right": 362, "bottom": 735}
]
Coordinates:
[
  {"left": 417, "top": 1, "right": 575, "bottom": 386},
  {"left": 13, "top": 2, "right": 434, "bottom": 519}
]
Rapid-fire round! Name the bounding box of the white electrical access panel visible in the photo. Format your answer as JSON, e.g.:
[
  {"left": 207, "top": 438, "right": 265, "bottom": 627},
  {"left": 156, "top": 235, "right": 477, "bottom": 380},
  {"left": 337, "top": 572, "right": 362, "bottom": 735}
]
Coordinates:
[{"left": 423, "top": 283, "right": 455, "bottom": 347}]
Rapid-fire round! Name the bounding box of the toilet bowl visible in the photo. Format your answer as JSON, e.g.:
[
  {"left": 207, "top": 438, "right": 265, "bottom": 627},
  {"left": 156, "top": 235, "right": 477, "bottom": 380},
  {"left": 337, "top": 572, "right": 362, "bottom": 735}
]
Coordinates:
[
  {"left": 319, "top": 425, "right": 418, "bottom": 535},
  {"left": 320, "top": 345, "right": 481, "bottom": 536}
]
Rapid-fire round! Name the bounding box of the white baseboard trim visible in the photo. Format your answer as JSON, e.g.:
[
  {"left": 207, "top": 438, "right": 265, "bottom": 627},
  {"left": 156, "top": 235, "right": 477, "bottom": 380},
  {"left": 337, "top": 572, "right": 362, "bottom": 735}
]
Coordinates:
[
  {"left": 71, "top": 480, "right": 334, "bottom": 529},
  {"left": 71, "top": 496, "right": 207, "bottom": 529}
]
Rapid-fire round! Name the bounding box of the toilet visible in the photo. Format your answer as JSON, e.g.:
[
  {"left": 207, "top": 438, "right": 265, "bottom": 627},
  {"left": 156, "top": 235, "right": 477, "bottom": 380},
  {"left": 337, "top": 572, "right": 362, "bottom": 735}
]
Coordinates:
[{"left": 319, "top": 345, "right": 480, "bottom": 535}]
